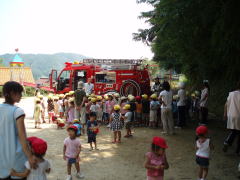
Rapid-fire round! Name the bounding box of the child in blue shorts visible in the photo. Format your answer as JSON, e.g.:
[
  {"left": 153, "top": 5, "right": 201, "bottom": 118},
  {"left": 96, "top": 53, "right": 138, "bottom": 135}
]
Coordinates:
[
  {"left": 87, "top": 112, "right": 99, "bottom": 151},
  {"left": 195, "top": 125, "right": 214, "bottom": 180}
]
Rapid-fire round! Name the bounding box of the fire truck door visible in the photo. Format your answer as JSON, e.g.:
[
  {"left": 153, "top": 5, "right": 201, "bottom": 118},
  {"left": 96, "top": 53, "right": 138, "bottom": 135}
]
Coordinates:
[
  {"left": 57, "top": 70, "right": 71, "bottom": 92},
  {"left": 49, "top": 69, "right": 57, "bottom": 90}
]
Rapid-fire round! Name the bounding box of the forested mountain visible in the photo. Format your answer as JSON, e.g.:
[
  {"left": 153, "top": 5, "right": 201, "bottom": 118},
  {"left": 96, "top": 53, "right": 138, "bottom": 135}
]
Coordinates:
[{"left": 0, "top": 53, "right": 87, "bottom": 79}]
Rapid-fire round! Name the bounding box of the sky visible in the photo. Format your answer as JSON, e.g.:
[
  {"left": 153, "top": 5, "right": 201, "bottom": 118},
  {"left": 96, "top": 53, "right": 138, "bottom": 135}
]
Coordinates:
[{"left": 0, "top": 0, "right": 153, "bottom": 59}]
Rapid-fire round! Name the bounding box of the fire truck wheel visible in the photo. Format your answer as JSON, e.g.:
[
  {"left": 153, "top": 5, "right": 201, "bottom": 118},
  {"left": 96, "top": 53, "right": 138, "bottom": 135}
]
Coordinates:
[{"left": 120, "top": 80, "right": 141, "bottom": 97}]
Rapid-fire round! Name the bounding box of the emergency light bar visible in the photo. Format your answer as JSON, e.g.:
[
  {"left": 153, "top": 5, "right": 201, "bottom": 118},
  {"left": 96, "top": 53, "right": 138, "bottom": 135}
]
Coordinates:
[{"left": 81, "top": 59, "right": 143, "bottom": 65}]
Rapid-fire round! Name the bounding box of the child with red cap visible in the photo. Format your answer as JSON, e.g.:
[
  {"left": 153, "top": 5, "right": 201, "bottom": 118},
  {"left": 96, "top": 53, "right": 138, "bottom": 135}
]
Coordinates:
[
  {"left": 63, "top": 125, "right": 84, "bottom": 180},
  {"left": 11, "top": 136, "right": 51, "bottom": 180},
  {"left": 195, "top": 125, "right": 214, "bottom": 180},
  {"left": 144, "top": 136, "right": 169, "bottom": 180}
]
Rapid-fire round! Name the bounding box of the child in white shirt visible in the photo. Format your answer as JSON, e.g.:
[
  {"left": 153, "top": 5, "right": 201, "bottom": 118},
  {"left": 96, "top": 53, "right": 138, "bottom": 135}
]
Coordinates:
[
  {"left": 11, "top": 137, "right": 51, "bottom": 180},
  {"left": 90, "top": 98, "right": 100, "bottom": 115},
  {"left": 195, "top": 126, "right": 214, "bottom": 180}
]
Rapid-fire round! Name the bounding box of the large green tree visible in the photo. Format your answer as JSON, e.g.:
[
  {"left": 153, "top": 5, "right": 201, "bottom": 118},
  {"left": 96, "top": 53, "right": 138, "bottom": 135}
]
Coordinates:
[{"left": 134, "top": 0, "right": 240, "bottom": 114}]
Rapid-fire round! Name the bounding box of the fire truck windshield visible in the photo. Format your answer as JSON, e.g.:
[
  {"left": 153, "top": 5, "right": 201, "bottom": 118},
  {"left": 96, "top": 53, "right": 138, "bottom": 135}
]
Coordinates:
[{"left": 58, "top": 70, "right": 71, "bottom": 91}]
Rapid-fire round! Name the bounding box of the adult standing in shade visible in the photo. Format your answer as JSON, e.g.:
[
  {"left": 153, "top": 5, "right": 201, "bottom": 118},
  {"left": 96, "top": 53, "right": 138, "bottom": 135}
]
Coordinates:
[
  {"left": 200, "top": 81, "right": 210, "bottom": 125},
  {"left": 223, "top": 81, "right": 240, "bottom": 154},
  {"left": 175, "top": 82, "right": 186, "bottom": 128},
  {"left": 159, "top": 81, "right": 174, "bottom": 135},
  {"left": 84, "top": 78, "right": 94, "bottom": 96}
]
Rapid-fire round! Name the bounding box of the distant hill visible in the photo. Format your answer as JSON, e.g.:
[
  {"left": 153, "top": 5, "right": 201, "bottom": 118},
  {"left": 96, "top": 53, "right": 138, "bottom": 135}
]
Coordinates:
[{"left": 0, "top": 53, "right": 87, "bottom": 80}]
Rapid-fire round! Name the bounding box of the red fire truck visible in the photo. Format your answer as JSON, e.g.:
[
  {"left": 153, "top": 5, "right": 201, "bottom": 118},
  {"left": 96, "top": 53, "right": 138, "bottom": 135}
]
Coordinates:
[{"left": 49, "top": 59, "right": 151, "bottom": 96}]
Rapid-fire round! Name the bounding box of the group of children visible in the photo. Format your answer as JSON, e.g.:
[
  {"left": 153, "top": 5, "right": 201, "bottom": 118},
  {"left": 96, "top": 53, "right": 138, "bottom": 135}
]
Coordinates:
[
  {"left": 34, "top": 92, "right": 149, "bottom": 138},
  {"left": 14, "top": 124, "right": 211, "bottom": 180},
  {"left": 32, "top": 91, "right": 214, "bottom": 180},
  {"left": 34, "top": 90, "right": 204, "bottom": 144},
  {"left": 0, "top": 79, "right": 217, "bottom": 180}
]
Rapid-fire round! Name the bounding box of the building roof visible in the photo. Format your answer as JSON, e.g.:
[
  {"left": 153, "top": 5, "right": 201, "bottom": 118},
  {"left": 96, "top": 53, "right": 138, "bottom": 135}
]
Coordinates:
[
  {"left": 11, "top": 54, "right": 24, "bottom": 64},
  {"left": 0, "top": 67, "right": 35, "bottom": 85}
]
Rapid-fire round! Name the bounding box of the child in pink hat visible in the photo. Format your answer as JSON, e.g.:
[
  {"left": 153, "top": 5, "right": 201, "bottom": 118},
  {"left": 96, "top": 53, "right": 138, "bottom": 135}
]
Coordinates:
[
  {"left": 11, "top": 136, "right": 51, "bottom": 180},
  {"left": 144, "top": 136, "right": 169, "bottom": 180}
]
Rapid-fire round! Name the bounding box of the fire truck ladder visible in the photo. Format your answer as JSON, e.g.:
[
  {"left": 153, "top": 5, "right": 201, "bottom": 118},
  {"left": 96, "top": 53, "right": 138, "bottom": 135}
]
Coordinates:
[
  {"left": 81, "top": 59, "right": 145, "bottom": 96},
  {"left": 82, "top": 59, "right": 144, "bottom": 65}
]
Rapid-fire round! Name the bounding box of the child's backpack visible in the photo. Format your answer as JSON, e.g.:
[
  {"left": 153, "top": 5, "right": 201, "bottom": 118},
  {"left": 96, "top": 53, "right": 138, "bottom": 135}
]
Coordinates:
[{"left": 73, "top": 123, "right": 82, "bottom": 137}]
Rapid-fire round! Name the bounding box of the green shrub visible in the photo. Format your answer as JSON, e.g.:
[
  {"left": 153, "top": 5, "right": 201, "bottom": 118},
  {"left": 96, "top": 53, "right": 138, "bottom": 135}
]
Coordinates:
[{"left": 24, "top": 87, "right": 35, "bottom": 97}]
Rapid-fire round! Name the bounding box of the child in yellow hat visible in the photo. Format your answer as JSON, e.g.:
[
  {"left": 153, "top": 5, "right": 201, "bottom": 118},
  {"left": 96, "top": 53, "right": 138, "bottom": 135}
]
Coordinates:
[
  {"left": 34, "top": 99, "right": 42, "bottom": 129},
  {"left": 96, "top": 96, "right": 103, "bottom": 124},
  {"left": 123, "top": 104, "right": 133, "bottom": 138},
  {"left": 90, "top": 98, "right": 100, "bottom": 116},
  {"left": 142, "top": 94, "right": 150, "bottom": 127},
  {"left": 47, "top": 94, "right": 54, "bottom": 123},
  {"left": 113, "top": 93, "right": 120, "bottom": 104},
  {"left": 110, "top": 105, "right": 123, "bottom": 143},
  {"left": 120, "top": 96, "right": 128, "bottom": 116},
  {"left": 149, "top": 94, "right": 160, "bottom": 128},
  {"left": 69, "top": 91, "right": 75, "bottom": 97},
  {"left": 57, "top": 118, "right": 65, "bottom": 129},
  {"left": 67, "top": 98, "right": 75, "bottom": 125},
  {"left": 85, "top": 97, "right": 92, "bottom": 123},
  {"left": 63, "top": 93, "right": 70, "bottom": 121},
  {"left": 38, "top": 95, "right": 46, "bottom": 123},
  {"left": 102, "top": 95, "right": 108, "bottom": 125},
  {"left": 58, "top": 94, "right": 65, "bottom": 118},
  {"left": 53, "top": 96, "right": 59, "bottom": 116},
  {"left": 106, "top": 94, "right": 116, "bottom": 128}
]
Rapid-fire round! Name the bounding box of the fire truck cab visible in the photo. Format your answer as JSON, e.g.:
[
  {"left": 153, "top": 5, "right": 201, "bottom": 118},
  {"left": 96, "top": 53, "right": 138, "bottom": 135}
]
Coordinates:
[{"left": 49, "top": 59, "right": 150, "bottom": 96}]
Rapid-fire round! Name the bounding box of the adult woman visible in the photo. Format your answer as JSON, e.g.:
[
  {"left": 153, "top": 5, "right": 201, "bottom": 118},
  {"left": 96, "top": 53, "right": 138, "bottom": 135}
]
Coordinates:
[
  {"left": 0, "top": 81, "right": 36, "bottom": 180},
  {"left": 223, "top": 81, "right": 240, "bottom": 154},
  {"left": 159, "top": 81, "right": 174, "bottom": 135},
  {"left": 200, "top": 81, "right": 210, "bottom": 125}
]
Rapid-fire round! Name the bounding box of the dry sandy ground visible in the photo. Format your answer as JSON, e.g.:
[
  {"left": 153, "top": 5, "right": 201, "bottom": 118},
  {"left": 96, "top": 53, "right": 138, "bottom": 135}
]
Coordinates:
[{"left": 0, "top": 97, "right": 239, "bottom": 180}]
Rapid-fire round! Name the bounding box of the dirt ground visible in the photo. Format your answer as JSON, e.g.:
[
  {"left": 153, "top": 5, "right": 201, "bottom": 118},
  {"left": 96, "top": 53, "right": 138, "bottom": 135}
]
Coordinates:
[{"left": 1, "top": 97, "right": 239, "bottom": 180}]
